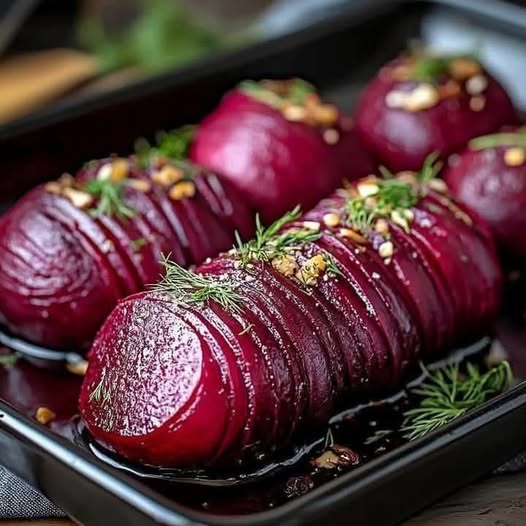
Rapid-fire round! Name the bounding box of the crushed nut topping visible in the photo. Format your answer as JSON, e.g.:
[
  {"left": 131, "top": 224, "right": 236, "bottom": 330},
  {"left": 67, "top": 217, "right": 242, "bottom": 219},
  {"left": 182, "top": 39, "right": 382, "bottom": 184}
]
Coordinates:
[
  {"left": 35, "top": 407, "right": 56, "bottom": 425},
  {"left": 66, "top": 359, "right": 89, "bottom": 376},
  {"left": 62, "top": 187, "right": 94, "bottom": 209},
  {"left": 504, "top": 147, "right": 526, "bottom": 167},
  {"left": 152, "top": 165, "right": 185, "bottom": 188},
  {"left": 271, "top": 254, "right": 299, "bottom": 277},
  {"left": 323, "top": 212, "right": 341, "bottom": 228},
  {"left": 296, "top": 254, "right": 327, "bottom": 286},
  {"left": 169, "top": 181, "right": 196, "bottom": 201}
]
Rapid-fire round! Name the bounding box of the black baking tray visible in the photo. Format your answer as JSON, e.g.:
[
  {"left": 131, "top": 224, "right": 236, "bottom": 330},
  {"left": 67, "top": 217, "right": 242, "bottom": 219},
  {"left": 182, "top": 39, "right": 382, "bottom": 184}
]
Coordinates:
[{"left": 0, "top": 0, "right": 526, "bottom": 525}]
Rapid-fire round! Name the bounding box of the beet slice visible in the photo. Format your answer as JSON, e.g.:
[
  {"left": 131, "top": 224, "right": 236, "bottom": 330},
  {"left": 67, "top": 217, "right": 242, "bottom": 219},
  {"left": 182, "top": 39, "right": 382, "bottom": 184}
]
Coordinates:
[
  {"left": 355, "top": 53, "right": 518, "bottom": 171},
  {"left": 80, "top": 294, "right": 231, "bottom": 466}
]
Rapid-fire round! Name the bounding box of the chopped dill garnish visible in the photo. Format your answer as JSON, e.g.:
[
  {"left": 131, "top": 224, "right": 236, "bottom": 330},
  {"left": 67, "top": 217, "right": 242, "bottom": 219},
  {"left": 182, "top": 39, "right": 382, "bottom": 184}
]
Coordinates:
[
  {"left": 344, "top": 154, "right": 442, "bottom": 232},
  {"left": 238, "top": 322, "right": 254, "bottom": 336},
  {"left": 89, "top": 372, "right": 112, "bottom": 404},
  {"left": 151, "top": 255, "right": 242, "bottom": 314},
  {"left": 412, "top": 55, "right": 451, "bottom": 82},
  {"left": 0, "top": 353, "right": 18, "bottom": 369},
  {"left": 469, "top": 127, "right": 526, "bottom": 150},
  {"left": 402, "top": 360, "right": 512, "bottom": 441},
  {"left": 235, "top": 206, "right": 321, "bottom": 266},
  {"left": 325, "top": 253, "right": 343, "bottom": 277},
  {"left": 84, "top": 178, "right": 136, "bottom": 219},
  {"left": 135, "top": 125, "right": 196, "bottom": 167}
]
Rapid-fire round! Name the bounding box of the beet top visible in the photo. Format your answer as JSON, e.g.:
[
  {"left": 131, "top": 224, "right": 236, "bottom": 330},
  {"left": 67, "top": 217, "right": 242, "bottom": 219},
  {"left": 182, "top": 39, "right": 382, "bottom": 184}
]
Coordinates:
[
  {"left": 445, "top": 126, "right": 526, "bottom": 263},
  {"left": 190, "top": 79, "right": 376, "bottom": 222},
  {"left": 80, "top": 160, "right": 502, "bottom": 468},
  {"left": 354, "top": 50, "right": 518, "bottom": 171}
]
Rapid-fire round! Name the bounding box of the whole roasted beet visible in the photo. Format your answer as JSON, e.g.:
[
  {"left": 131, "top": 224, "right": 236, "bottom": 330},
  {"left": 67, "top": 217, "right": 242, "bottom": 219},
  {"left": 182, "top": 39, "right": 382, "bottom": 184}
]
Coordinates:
[
  {"left": 80, "top": 163, "right": 501, "bottom": 468},
  {"left": 190, "top": 79, "right": 376, "bottom": 222},
  {"left": 355, "top": 51, "right": 518, "bottom": 171},
  {"left": 0, "top": 157, "right": 254, "bottom": 349},
  {"left": 445, "top": 127, "right": 526, "bottom": 263}
]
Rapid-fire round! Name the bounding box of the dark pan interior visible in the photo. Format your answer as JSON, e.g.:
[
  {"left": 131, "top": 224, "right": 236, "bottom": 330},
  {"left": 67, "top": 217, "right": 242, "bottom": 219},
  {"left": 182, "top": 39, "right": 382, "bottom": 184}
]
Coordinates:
[{"left": 0, "top": 1, "right": 525, "bottom": 525}]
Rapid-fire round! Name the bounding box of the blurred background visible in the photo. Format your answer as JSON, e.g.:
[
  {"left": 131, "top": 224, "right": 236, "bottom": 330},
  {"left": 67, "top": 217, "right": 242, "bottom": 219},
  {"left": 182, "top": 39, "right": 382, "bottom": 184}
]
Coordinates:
[{"left": 1, "top": 0, "right": 525, "bottom": 128}]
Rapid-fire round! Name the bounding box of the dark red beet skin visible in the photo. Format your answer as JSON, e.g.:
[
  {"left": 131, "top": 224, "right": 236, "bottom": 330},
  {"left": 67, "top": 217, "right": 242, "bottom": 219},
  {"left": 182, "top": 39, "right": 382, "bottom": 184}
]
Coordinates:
[
  {"left": 444, "top": 128, "right": 526, "bottom": 263},
  {"left": 0, "top": 158, "right": 254, "bottom": 349},
  {"left": 190, "top": 81, "right": 375, "bottom": 222},
  {"left": 80, "top": 169, "right": 502, "bottom": 468},
  {"left": 355, "top": 53, "right": 518, "bottom": 171}
]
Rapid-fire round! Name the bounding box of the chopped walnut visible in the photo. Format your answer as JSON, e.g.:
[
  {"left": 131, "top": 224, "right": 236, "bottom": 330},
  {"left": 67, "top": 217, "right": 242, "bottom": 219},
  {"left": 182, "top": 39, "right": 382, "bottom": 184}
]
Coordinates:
[
  {"left": 66, "top": 359, "right": 89, "bottom": 376},
  {"left": 449, "top": 58, "right": 481, "bottom": 80},
  {"left": 62, "top": 187, "right": 94, "bottom": 209},
  {"left": 169, "top": 181, "right": 196, "bottom": 200},
  {"left": 152, "top": 165, "right": 185, "bottom": 188},
  {"left": 504, "top": 147, "right": 526, "bottom": 167},
  {"left": 296, "top": 254, "right": 327, "bottom": 286},
  {"left": 323, "top": 213, "right": 340, "bottom": 228},
  {"left": 379, "top": 240, "right": 394, "bottom": 259},
  {"left": 339, "top": 228, "right": 367, "bottom": 244},
  {"left": 272, "top": 254, "right": 298, "bottom": 277},
  {"left": 127, "top": 179, "right": 152, "bottom": 192},
  {"left": 35, "top": 407, "right": 56, "bottom": 425}
]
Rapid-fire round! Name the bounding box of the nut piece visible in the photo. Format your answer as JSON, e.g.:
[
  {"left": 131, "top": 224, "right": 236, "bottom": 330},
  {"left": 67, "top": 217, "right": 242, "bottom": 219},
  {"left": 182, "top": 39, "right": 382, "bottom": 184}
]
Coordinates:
[
  {"left": 44, "top": 181, "right": 63, "bottom": 195},
  {"left": 403, "top": 84, "right": 440, "bottom": 112},
  {"left": 127, "top": 179, "right": 152, "bottom": 192},
  {"left": 323, "top": 213, "right": 340, "bottom": 228},
  {"left": 450, "top": 58, "right": 481, "bottom": 80},
  {"left": 35, "top": 407, "right": 56, "bottom": 425},
  {"left": 465, "top": 75, "right": 488, "bottom": 96},
  {"left": 438, "top": 79, "right": 461, "bottom": 99},
  {"left": 62, "top": 187, "right": 94, "bottom": 209},
  {"left": 357, "top": 181, "right": 379, "bottom": 198},
  {"left": 66, "top": 359, "right": 89, "bottom": 376},
  {"left": 312, "top": 104, "right": 339, "bottom": 126},
  {"left": 323, "top": 128, "right": 340, "bottom": 145},
  {"left": 302, "top": 221, "right": 321, "bottom": 231},
  {"left": 96, "top": 163, "right": 113, "bottom": 181},
  {"left": 152, "top": 165, "right": 185, "bottom": 188},
  {"left": 272, "top": 254, "right": 298, "bottom": 277},
  {"left": 428, "top": 178, "right": 448, "bottom": 193},
  {"left": 379, "top": 240, "right": 394, "bottom": 259},
  {"left": 169, "top": 181, "right": 196, "bottom": 201},
  {"left": 296, "top": 254, "right": 327, "bottom": 286},
  {"left": 504, "top": 147, "right": 526, "bottom": 167},
  {"left": 109, "top": 158, "right": 129, "bottom": 182},
  {"left": 282, "top": 104, "right": 307, "bottom": 122},
  {"left": 469, "top": 95, "right": 486, "bottom": 112},
  {"left": 374, "top": 218, "right": 390, "bottom": 235},
  {"left": 339, "top": 228, "right": 367, "bottom": 244}
]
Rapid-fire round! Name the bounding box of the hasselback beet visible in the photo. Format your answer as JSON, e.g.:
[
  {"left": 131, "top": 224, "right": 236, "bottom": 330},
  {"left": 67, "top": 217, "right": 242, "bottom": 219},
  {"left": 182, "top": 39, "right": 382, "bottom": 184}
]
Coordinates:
[
  {"left": 355, "top": 50, "right": 518, "bottom": 171},
  {"left": 445, "top": 126, "right": 526, "bottom": 263},
  {"left": 190, "top": 79, "right": 376, "bottom": 222},
  {"left": 0, "top": 156, "right": 254, "bottom": 349},
  {"left": 79, "top": 161, "right": 502, "bottom": 468}
]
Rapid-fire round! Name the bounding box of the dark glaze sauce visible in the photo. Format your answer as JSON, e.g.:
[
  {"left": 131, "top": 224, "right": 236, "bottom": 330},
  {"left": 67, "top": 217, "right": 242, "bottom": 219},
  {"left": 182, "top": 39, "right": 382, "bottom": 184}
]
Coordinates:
[{"left": 0, "top": 306, "right": 525, "bottom": 516}]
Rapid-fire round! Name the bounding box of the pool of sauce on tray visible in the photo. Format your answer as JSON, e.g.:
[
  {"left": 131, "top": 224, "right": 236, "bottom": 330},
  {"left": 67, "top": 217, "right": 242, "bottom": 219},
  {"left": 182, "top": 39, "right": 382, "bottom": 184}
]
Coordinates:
[{"left": 0, "top": 302, "right": 525, "bottom": 516}]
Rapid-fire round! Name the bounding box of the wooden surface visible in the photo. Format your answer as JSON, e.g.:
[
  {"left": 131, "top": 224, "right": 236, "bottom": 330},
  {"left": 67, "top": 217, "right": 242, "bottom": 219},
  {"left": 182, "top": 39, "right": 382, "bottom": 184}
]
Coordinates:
[{"left": 3, "top": 473, "right": 526, "bottom": 525}]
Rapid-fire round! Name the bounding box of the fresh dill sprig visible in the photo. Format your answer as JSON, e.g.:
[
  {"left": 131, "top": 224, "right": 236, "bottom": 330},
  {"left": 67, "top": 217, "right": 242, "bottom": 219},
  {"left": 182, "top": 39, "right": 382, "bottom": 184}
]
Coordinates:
[
  {"left": 325, "top": 253, "right": 343, "bottom": 277},
  {"left": 84, "top": 178, "right": 136, "bottom": 219},
  {"left": 402, "top": 360, "right": 512, "bottom": 441},
  {"left": 0, "top": 353, "right": 18, "bottom": 369},
  {"left": 151, "top": 255, "right": 243, "bottom": 314},
  {"left": 412, "top": 55, "right": 451, "bottom": 82},
  {"left": 469, "top": 127, "right": 526, "bottom": 150},
  {"left": 344, "top": 154, "right": 442, "bottom": 232},
  {"left": 89, "top": 371, "right": 112, "bottom": 404},
  {"left": 235, "top": 206, "right": 321, "bottom": 266},
  {"left": 135, "top": 125, "right": 196, "bottom": 167}
]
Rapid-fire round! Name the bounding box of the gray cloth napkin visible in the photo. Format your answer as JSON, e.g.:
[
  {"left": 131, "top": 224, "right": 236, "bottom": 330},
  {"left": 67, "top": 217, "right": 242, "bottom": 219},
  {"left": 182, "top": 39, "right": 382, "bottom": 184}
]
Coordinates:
[{"left": 0, "top": 466, "right": 64, "bottom": 519}]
